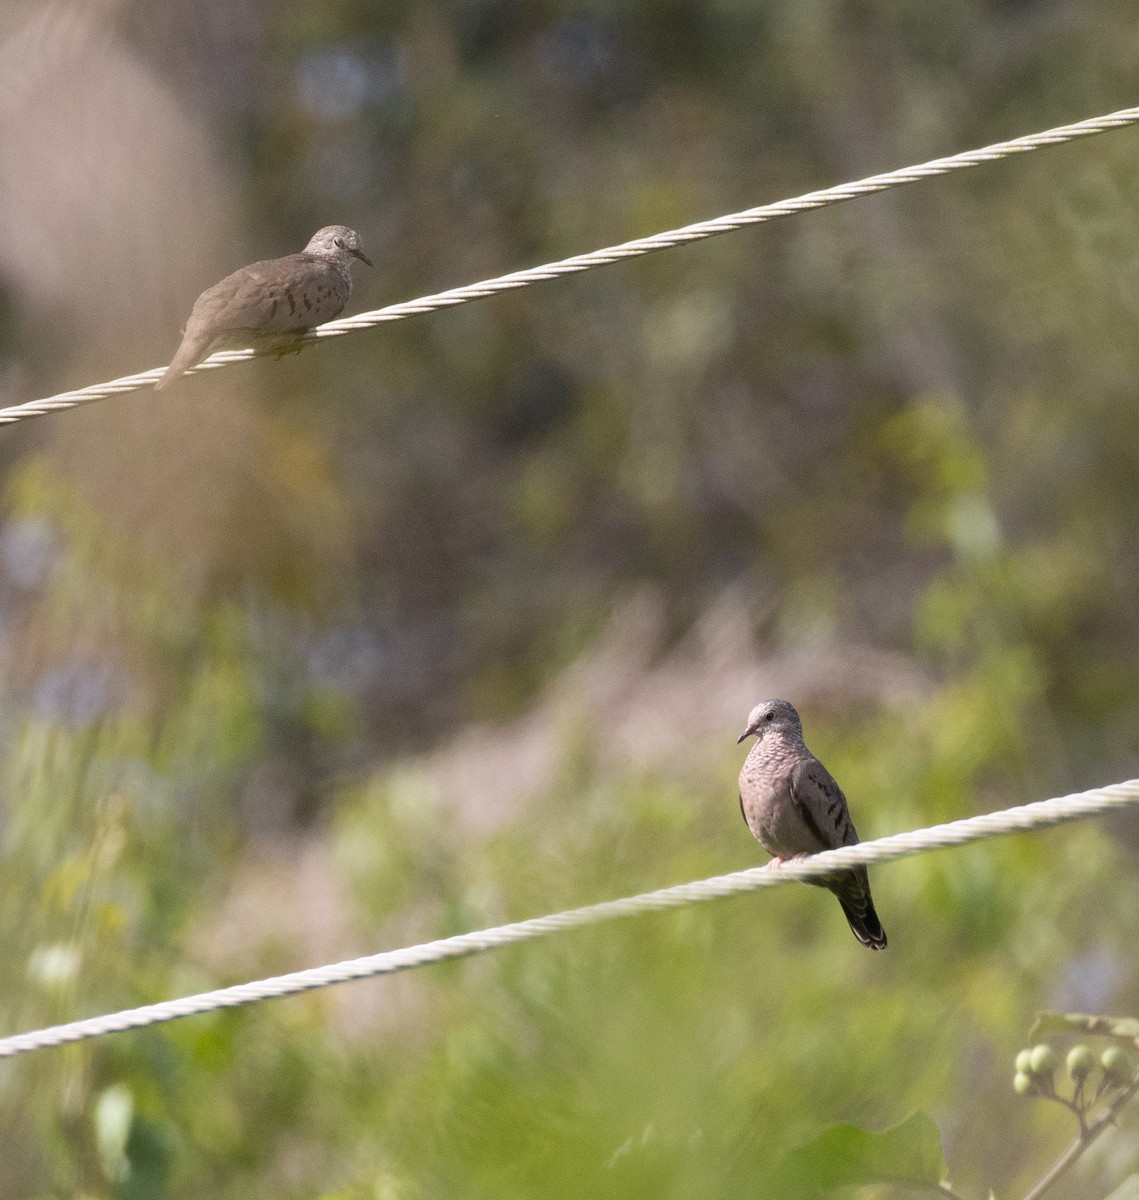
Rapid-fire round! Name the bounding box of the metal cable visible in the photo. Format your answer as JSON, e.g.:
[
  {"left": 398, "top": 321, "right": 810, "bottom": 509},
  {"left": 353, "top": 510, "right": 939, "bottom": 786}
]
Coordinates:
[
  {"left": 2, "top": 104, "right": 1138, "bottom": 426},
  {"left": 1, "top": 778, "right": 1136, "bottom": 1059}
]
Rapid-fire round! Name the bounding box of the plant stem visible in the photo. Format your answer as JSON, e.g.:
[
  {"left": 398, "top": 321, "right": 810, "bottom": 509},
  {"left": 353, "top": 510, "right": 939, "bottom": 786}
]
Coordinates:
[{"left": 1020, "top": 1067, "right": 1139, "bottom": 1200}]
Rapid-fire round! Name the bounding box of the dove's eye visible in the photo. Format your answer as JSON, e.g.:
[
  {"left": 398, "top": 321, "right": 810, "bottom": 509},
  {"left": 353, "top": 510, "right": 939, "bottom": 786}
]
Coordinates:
[
  {"left": 334, "top": 236, "right": 345, "bottom": 248},
  {"left": 764, "top": 712, "right": 774, "bottom": 721}
]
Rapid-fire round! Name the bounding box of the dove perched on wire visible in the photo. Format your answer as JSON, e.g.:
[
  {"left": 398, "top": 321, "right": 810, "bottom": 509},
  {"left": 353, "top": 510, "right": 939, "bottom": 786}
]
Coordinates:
[
  {"left": 156, "top": 225, "right": 372, "bottom": 389},
  {"left": 737, "top": 699, "right": 887, "bottom": 950}
]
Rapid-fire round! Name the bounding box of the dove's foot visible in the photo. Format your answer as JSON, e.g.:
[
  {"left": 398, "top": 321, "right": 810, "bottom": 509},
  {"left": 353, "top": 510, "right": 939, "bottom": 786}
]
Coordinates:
[{"left": 264, "top": 333, "right": 308, "bottom": 359}]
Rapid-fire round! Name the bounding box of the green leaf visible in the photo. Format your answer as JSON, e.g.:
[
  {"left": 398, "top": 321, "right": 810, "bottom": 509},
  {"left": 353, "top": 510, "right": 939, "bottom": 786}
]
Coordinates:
[
  {"left": 766, "top": 1111, "right": 948, "bottom": 1195},
  {"left": 1030, "top": 1012, "right": 1139, "bottom": 1043}
]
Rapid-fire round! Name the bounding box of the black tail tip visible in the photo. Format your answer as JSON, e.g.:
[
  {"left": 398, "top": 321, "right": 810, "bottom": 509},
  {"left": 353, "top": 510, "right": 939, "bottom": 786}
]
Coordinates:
[
  {"left": 850, "top": 918, "right": 887, "bottom": 950},
  {"left": 843, "top": 904, "right": 887, "bottom": 950}
]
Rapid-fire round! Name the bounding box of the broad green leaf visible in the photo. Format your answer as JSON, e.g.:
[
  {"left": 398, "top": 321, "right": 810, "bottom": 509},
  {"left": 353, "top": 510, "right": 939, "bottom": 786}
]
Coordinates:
[
  {"left": 766, "top": 1111, "right": 948, "bottom": 1195},
  {"left": 1030, "top": 1013, "right": 1139, "bottom": 1043}
]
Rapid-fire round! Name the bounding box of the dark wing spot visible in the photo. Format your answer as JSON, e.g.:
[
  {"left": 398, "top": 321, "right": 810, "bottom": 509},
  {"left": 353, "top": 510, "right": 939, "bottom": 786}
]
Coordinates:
[
  {"left": 287, "top": 292, "right": 297, "bottom": 316},
  {"left": 269, "top": 299, "right": 279, "bottom": 319}
]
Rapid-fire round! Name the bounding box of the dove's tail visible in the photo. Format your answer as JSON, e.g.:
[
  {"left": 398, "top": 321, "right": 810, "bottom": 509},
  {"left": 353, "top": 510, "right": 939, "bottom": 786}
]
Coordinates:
[
  {"left": 155, "top": 327, "right": 215, "bottom": 390},
  {"left": 828, "top": 867, "right": 888, "bottom": 950}
]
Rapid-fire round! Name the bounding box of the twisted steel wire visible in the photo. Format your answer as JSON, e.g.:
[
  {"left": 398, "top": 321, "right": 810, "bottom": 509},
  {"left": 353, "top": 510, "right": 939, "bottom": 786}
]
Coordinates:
[
  {"left": 2, "top": 104, "right": 1138, "bottom": 426},
  {"left": 0, "top": 779, "right": 1136, "bottom": 1058}
]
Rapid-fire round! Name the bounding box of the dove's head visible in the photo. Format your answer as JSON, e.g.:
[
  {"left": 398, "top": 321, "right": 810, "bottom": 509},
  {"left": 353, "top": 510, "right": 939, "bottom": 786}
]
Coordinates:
[
  {"left": 305, "top": 225, "right": 373, "bottom": 267},
  {"left": 737, "top": 698, "right": 803, "bottom": 745}
]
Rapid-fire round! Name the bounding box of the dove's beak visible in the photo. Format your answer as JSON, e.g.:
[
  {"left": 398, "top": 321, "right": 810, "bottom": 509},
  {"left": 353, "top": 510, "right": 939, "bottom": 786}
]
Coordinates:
[
  {"left": 737, "top": 725, "right": 755, "bottom": 745},
  {"left": 353, "top": 248, "right": 374, "bottom": 267}
]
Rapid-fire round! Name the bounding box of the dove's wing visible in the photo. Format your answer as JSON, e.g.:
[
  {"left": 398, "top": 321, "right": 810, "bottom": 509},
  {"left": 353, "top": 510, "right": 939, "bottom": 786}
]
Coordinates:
[
  {"left": 788, "top": 757, "right": 886, "bottom": 949},
  {"left": 194, "top": 254, "right": 352, "bottom": 335},
  {"left": 787, "top": 756, "right": 858, "bottom": 852}
]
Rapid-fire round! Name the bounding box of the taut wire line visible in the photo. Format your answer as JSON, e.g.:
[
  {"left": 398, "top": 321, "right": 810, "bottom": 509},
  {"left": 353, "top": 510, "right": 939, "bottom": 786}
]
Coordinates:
[
  {"left": 0, "top": 778, "right": 1136, "bottom": 1059},
  {"left": 1, "top": 104, "right": 1138, "bottom": 426}
]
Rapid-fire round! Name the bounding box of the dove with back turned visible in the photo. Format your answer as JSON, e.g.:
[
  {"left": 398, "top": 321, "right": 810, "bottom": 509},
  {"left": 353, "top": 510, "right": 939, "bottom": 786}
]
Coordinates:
[
  {"left": 156, "top": 225, "right": 372, "bottom": 389},
  {"left": 737, "top": 699, "right": 887, "bottom": 950}
]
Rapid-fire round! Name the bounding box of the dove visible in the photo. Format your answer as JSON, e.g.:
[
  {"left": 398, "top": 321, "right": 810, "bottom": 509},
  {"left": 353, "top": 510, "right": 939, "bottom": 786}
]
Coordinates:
[
  {"left": 737, "top": 698, "right": 887, "bottom": 950},
  {"left": 156, "top": 225, "right": 372, "bottom": 389}
]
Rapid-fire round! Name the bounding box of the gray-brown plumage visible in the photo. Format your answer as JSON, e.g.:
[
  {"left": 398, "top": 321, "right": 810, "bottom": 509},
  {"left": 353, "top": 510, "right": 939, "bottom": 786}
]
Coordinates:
[
  {"left": 156, "top": 225, "right": 372, "bottom": 389},
  {"left": 737, "top": 699, "right": 887, "bottom": 950}
]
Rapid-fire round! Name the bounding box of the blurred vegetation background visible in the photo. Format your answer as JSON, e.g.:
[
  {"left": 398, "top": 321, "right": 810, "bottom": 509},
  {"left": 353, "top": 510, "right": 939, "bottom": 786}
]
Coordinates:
[{"left": 2, "top": 0, "right": 1139, "bottom": 1196}]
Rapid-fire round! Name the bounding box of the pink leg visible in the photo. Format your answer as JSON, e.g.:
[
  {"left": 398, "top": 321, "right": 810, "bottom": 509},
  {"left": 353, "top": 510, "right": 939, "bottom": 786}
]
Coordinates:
[{"left": 767, "top": 853, "right": 811, "bottom": 869}]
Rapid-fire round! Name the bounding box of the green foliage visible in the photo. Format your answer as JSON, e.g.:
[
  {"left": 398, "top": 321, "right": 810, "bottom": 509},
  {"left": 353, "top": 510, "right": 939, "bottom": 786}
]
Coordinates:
[
  {"left": 765, "top": 1111, "right": 949, "bottom": 1196},
  {"left": 5, "top": 3, "right": 1139, "bottom": 1198},
  {"left": 2, "top": 423, "right": 1137, "bottom": 1193},
  {"left": 1032, "top": 1014, "right": 1139, "bottom": 1043}
]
